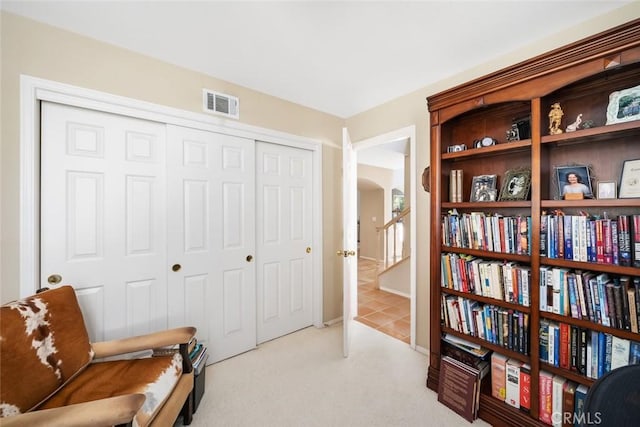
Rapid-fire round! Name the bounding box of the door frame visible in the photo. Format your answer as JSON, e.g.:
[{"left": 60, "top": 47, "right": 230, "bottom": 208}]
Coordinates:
[
  {"left": 348, "top": 125, "right": 417, "bottom": 349},
  {"left": 18, "top": 75, "right": 324, "bottom": 329}
]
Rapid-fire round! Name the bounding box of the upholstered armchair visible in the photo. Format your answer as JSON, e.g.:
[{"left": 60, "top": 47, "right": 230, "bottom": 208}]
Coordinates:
[{"left": 0, "top": 285, "right": 196, "bottom": 426}]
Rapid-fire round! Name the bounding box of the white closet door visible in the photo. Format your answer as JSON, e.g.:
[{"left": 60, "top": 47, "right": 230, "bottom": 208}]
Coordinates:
[
  {"left": 167, "top": 125, "right": 256, "bottom": 362},
  {"left": 40, "top": 102, "right": 168, "bottom": 342},
  {"left": 256, "top": 142, "right": 314, "bottom": 343}
]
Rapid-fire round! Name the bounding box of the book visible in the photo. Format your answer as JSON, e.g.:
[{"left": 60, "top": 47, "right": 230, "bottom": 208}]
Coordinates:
[
  {"left": 574, "top": 385, "right": 589, "bottom": 427},
  {"left": 610, "top": 335, "right": 630, "bottom": 370},
  {"left": 491, "top": 352, "right": 508, "bottom": 401},
  {"left": 437, "top": 355, "right": 480, "bottom": 422},
  {"left": 505, "top": 358, "right": 523, "bottom": 408},
  {"left": 552, "top": 375, "right": 568, "bottom": 427},
  {"left": 561, "top": 381, "right": 577, "bottom": 427},
  {"left": 618, "top": 215, "right": 632, "bottom": 266},
  {"left": 632, "top": 214, "right": 640, "bottom": 267},
  {"left": 539, "top": 370, "right": 554, "bottom": 425},
  {"left": 520, "top": 363, "right": 531, "bottom": 413}
]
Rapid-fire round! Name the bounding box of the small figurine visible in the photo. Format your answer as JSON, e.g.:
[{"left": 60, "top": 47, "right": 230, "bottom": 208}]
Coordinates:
[
  {"left": 549, "top": 102, "right": 564, "bottom": 135},
  {"left": 565, "top": 113, "right": 582, "bottom": 132}
]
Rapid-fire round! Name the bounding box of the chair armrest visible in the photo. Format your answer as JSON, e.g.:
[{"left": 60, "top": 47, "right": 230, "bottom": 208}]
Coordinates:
[
  {"left": 92, "top": 326, "right": 196, "bottom": 359},
  {"left": 0, "top": 394, "right": 145, "bottom": 427}
]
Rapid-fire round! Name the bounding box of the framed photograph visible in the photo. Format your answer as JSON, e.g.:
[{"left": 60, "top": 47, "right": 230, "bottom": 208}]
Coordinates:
[
  {"left": 619, "top": 159, "right": 640, "bottom": 198},
  {"left": 597, "top": 181, "right": 617, "bottom": 199},
  {"left": 555, "top": 165, "right": 593, "bottom": 199},
  {"left": 498, "top": 168, "right": 531, "bottom": 201},
  {"left": 470, "top": 174, "right": 497, "bottom": 202},
  {"left": 606, "top": 84, "right": 640, "bottom": 125}
]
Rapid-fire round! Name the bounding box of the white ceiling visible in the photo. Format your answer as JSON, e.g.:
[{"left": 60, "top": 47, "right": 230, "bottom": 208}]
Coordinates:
[{"left": 2, "top": 1, "right": 632, "bottom": 119}]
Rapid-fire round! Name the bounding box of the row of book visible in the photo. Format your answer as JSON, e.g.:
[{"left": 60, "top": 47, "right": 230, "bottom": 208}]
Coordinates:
[
  {"left": 540, "top": 320, "right": 640, "bottom": 380},
  {"left": 189, "top": 339, "right": 209, "bottom": 374},
  {"left": 491, "top": 353, "right": 531, "bottom": 413},
  {"left": 449, "top": 169, "right": 464, "bottom": 203},
  {"left": 441, "top": 295, "right": 530, "bottom": 354},
  {"left": 441, "top": 212, "right": 532, "bottom": 255},
  {"left": 441, "top": 253, "right": 531, "bottom": 306},
  {"left": 538, "top": 371, "right": 589, "bottom": 426},
  {"left": 541, "top": 214, "right": 640, "bottom": 267},
  {"left": 540, "top": 267, "right": 640, "bottom": 332}
]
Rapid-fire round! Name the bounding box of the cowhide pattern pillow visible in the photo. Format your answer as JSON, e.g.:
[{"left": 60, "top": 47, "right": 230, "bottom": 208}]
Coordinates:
[{"left": 0, "top": 286, "right": 94, "bottom": 417}]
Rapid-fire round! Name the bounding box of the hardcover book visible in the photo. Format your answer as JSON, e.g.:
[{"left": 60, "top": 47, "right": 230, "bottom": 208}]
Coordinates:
[
  {"left": 437, "top": 356, "right": 480, "bottom": 422},
  {"left": 491, "top": 352, "right": 508, "bottom": 401},
  {"left": 539, "top": 370, "right": 554, "bottom": 425}
]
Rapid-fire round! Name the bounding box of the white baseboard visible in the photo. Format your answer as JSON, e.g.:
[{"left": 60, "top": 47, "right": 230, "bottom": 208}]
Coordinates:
[
  {"left": 379, "top": 286, "right": 410, "bottom": 299},
  {"left": 415, "top": 345, "right": 428, "bottom": 355}
]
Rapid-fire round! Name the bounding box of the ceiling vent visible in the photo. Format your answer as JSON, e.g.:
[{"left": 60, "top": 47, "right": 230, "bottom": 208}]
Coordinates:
[{"left": 202, "top": 89, "right": 239, "bottom": 119}]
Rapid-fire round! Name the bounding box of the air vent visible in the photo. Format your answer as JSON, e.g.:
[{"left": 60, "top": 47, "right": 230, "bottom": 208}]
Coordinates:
[{"left": 202, "top": 89, "right": 239, "bottom": 119}]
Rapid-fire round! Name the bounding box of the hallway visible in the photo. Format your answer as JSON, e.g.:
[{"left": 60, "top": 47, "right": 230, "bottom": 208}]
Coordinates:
[{"left": 355, "top": 258, "right": 411, "bottom": 344}]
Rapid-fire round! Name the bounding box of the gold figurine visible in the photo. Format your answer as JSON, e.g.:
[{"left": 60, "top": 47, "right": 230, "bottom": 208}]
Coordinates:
[{"left": 548, "top": 102, "right": 564, "bottom": 135}]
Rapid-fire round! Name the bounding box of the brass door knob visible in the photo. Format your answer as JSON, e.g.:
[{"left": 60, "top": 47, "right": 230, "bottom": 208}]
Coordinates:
[
  {"left": 47, "top": 274, "right": 62, "bottom": 285},
  {"left": 246, "top": 255, "right": 253, "bottom": 262},
  {"left": 306, "top": 247, "right": 312, "bottom": 254},
  {"left": 172, "top": 264, "right": 182, "bottom": 272}
]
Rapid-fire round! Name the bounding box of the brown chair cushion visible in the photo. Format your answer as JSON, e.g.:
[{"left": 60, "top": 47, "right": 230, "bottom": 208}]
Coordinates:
[
  {"left": 0, "top": 286, "right": 93, "bottom": 416},
  {"left": 39, "top": 354, "right": 184, "bottom": 427}
]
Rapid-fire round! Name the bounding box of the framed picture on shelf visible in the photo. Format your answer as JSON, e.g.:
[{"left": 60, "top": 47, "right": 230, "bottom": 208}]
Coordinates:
[
  {"left": 619, "top": 159, "right": 640, "bottom": 198},
  {"left": 555, "top": 165, "right": 593, "bottom": 199},
  {"left": 597, "top": 181, "right": 617, "bottom": 199},
  {"left": 606, "top": 84, "right": 640, "bottom": 125},
  {"left": 498, "top": 168, "right": 531, "bottom": 201},
  {"left": 469, "top": 174, "right": 497, "bottom": 202}
]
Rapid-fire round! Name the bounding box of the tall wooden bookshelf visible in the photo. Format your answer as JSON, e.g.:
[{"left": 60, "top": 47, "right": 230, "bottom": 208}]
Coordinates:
[{"left": 427, "top": 19, "right": 640, "bottom": 426}]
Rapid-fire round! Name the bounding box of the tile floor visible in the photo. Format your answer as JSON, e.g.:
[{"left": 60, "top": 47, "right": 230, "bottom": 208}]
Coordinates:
[{"left": 355, "top": 257, "right": 411, "bottom": 344}]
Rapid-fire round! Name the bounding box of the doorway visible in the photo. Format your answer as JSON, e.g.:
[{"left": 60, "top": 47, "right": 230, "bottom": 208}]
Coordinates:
[{"left": 348, "top": 126, "right": 416, "bottom": 347}]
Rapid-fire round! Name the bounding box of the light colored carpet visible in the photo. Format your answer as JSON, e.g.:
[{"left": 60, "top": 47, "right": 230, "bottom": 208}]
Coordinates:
[{"left": 178, "top": 321, "right": 491, "bottom": 427}]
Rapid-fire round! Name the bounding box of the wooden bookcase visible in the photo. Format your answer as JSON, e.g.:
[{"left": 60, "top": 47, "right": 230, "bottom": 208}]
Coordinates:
[{"left": 426, "top": 19, "right": 640, "bottom": 426}]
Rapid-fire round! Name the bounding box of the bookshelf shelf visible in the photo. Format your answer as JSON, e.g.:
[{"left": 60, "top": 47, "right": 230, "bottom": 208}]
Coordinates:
[
  {"left": 541, "top": 199, "right": 640, "bottom": 209},
  {"left": 540, "top": 257, "right": 640, "bottom": 275},
  {"left": 443, "top": 327, "right": 530, "bottom": 363},
  {"left": 442, "top": 246, "right": 531, "bottom": 263},
  {"left": 539, "top": 362, "right": 596, "bottom": 387},
  {"left": 428, "top": 19, "right": 640, "bottom": 427},
  {"left": 540, "top": 312, "right": 640, "bottom": 342},
  {"left": 442, "top": 139, "right": 532, "bottom": 161},
  {"left": 442, "top": 288, "right": 532, "bottom": 313},
  {"left": 443, "top": 201, "right": 532, "bottom": 209}
]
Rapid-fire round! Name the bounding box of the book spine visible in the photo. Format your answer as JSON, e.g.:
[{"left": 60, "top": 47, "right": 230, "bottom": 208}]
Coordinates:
[
  {"left": 618, "top": 215, "right": 631, "bottom": 266},
  {"left": 539, "top": 372, "right": 553, "bottom": 425},
  {"left": 633, "top": 215, "right": 640, "bottom": 267},
  {"left": 520, "top": 364, "right": 531, "bottom": 413}
]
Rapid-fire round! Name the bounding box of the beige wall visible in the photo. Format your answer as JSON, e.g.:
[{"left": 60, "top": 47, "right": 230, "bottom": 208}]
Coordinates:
[
  {"left": 345, "top": 3, "right": 640, "bottom": 350},
  {"left": 3, "top": 4, "right": 640, "bottom": 348},
  {"left": 357, "top": 164, "right": 396, "bottom": 259},
  {"left": 0, "top": 12, "right": 345, "bottom": 322},
  {"left": 358, "top": 188, "right": 384, "bottom": 260}
]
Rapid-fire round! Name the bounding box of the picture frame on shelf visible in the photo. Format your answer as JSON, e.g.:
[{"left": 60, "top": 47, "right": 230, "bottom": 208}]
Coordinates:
[
  {"left": 555, "top": 165, "right": 593, "bottom": 200},
  {"left": 498, "top": 168, "right": 531, "bottom": 201},
  {"left": 619, "top": 159, "right": 640, "bottom": 198},
  {"left": 606, "top": 84, "right": 640, "bottom": 125},
  {"left": 597, "top": 181, "right": 617, "bottom": 199},
  {"left": 469, "top": 174, "right": 497, "bottom": 202}
]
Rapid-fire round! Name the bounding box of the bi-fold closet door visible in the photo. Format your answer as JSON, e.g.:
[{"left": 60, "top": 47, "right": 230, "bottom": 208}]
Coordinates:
[{"left": 41, "top": 102, "right": 314, "bottom": 363}]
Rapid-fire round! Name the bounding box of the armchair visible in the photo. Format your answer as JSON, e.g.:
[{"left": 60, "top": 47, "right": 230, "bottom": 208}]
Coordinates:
[{"left": 0, "top": 285, "right": 196, "bottom": 426}]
